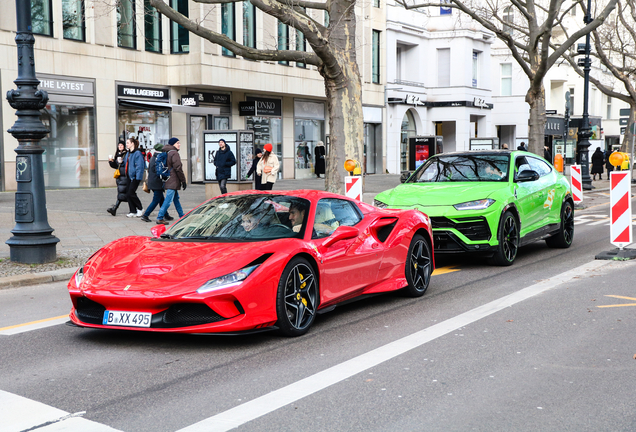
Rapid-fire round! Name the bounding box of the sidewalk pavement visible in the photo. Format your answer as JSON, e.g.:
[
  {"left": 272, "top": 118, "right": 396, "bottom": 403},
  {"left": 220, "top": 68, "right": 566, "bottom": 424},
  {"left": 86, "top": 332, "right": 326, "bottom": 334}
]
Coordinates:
[{"left": 0, "top": 174, "right": 400, "bottom": 286}]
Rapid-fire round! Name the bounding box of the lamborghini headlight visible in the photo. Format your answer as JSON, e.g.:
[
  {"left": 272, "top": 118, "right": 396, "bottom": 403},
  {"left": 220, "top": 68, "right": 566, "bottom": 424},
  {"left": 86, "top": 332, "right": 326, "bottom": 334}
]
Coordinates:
[
  {"left": 453, "top": 198, "right": 495, "bottom": 211},
  {"left": 197, "top": 265, "right": 260, "bottom": 294},
  {"left": 373, "top": 199, "right": 388, "bottom": 209}
]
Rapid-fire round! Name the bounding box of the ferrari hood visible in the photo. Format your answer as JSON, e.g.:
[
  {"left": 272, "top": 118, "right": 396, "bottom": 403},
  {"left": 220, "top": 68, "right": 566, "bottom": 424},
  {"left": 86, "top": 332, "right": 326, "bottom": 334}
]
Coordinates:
[
  {"left": 377, "top": 182, "right": 506, "bottom": 207},
  {"left": 81, "top": 236, "right": 277, "bottom": 295}
]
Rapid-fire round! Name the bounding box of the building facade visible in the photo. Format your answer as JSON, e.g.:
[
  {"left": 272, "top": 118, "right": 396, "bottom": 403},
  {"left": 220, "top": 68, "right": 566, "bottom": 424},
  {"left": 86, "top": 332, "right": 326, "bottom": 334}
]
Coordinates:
[{"left": 0, "top": 0, "right": 386, "bottom": 191}]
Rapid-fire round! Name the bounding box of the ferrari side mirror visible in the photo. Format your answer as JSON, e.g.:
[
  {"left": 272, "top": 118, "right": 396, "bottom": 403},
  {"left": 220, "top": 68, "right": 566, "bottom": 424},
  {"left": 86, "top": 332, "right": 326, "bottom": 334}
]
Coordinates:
[
  {"left": 322, "top": 225, "right": 359, "bottom": 248},
  {"left": 515, "top": 170, "right": 540, "bottom": 183},
  {"left": 151, "top": 224, "right": 167, "bottom": 238}
]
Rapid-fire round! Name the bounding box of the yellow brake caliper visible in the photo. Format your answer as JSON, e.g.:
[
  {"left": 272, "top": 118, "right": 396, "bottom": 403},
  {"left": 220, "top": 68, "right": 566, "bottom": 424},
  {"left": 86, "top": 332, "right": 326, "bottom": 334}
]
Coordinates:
[{"left": 298, "top": 273, "right": 307, "bottom": 306}]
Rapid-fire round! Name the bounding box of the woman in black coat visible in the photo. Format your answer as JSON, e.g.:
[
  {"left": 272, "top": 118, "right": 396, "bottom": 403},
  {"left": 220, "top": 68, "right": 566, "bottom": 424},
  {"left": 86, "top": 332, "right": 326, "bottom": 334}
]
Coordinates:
[
  {"left": 107, "top": 141, "right": 129, "bottom": 216},
  {"left": 314, "top": 140, "right": 326, "bottom": 178},
  {"left": 246, "top": 148, "right": 263, "bottom": 190},
  {"left": 591, "top": 147, "right": 605, "bottom": 181}
]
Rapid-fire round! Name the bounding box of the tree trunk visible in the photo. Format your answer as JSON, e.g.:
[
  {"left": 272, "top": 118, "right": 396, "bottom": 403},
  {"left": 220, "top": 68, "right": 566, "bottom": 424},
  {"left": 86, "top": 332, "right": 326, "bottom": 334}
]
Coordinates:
[
  {"left": 322, "top": 63, "right": 363, "bottom": 194},
  {"left": 620, "top": 105, "right": 636, "bottom": 153},
  {"left": 526, "top": 83, "right": 546, "bottom": 156}
]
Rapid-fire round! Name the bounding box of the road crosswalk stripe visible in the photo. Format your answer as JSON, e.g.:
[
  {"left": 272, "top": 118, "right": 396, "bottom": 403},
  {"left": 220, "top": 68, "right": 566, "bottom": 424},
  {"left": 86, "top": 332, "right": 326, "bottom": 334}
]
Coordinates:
[{"left": 0, "top": 390, "right": 121, "bottom": 432}]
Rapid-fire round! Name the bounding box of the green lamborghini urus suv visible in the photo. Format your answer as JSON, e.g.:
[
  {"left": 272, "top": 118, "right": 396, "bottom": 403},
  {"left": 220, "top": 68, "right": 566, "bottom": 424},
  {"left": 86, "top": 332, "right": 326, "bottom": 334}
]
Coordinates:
[{"left": 374, "top": 151, "right": 574, "bottom": 266}]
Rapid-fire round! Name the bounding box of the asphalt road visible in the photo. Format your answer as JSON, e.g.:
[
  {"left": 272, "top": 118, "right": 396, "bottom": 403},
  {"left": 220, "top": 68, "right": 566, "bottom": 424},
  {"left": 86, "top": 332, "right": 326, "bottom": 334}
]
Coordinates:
[{"left": 1, "top": 194, "right": 636, "bottom": 432}]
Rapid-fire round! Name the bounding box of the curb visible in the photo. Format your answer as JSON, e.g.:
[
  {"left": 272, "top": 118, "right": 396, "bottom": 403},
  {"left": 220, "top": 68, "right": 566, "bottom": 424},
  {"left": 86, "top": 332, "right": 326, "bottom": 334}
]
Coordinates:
[{"left": 0, "top": 268, "right": 77, "bottom": 290}]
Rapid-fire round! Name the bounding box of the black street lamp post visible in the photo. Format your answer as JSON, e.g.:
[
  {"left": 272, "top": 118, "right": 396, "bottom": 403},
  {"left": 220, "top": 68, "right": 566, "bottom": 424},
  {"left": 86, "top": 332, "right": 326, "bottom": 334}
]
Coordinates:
[
  {"left": 577, "top": 0, "right": 594, "bottom": 191},
  {"left": 5, "top": 0, "right": 59, "bottom": 263}
]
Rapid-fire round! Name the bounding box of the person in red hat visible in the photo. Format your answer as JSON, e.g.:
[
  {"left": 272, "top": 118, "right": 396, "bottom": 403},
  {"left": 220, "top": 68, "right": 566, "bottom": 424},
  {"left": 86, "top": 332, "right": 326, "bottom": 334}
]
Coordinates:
[{"left": 256, "top": 143, "right": 280, "bottom": 190}]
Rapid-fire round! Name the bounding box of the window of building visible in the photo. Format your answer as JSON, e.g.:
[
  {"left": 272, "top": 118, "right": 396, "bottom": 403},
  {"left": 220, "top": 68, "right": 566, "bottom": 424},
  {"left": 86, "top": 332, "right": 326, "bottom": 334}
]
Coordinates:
[
  {"left": 296, "top": 29, "right": 306, "bottom": 68},
  {"left": 569, "top": 88, "right": 575, "bottom": 115},
  {"left": 501, "top": 63, "right": 512, "bottom": 96},
  {"left": 62, "top": 0, "right": 84, "bottom": 41},
  {"left": 437, "top": 48, "right": 450, "bottom": 87},
  {"left": 440, "top": 0, "right": 451, "bottom": 15},
  {"left": 117, "top": 0, "right": 136, "bottom": 49},
  {"left": 372, "top": 30, "right": 381, "bottom": 84},
  {"left": 144, "top": 0, "right": 162, "bottom": 52},
  {"left": 324, "top": 10, "right": 329, "bottom": 26},
  {"left": 247, "top": 116, "right": 283, "bottom": 175},
  {"left": 278, "top": 21, "right": 289, "bottom": 65},
  {"left": 31, "top": 0, "right": 53, "bottom": 36},
  {"left": 472, "top": 51, "right": 480, "bottom": 87},
  {"left": 243, "top": 0, "right": 256, "bottom": 48},
  {"left": 607, "top": 96, "right": 612, "bottom": 119},
  {"left": 170, "top": 0, "right": 189, "bottom": 53},
  {"left": 373, "top": 0, "right": 380, "bottom": 7},
  {"left": 503, "top": 6, "right": 514, "bottom": 35},
  {"left": 222, "top": 3, "right": 235, "bottom": 56}
]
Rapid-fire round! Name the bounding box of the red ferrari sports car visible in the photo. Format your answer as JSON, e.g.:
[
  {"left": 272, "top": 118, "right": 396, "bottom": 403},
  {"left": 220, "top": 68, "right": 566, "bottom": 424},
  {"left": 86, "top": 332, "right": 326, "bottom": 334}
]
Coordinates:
[{"left": 68, "top": 190, "right": 434, "bottom": 336}]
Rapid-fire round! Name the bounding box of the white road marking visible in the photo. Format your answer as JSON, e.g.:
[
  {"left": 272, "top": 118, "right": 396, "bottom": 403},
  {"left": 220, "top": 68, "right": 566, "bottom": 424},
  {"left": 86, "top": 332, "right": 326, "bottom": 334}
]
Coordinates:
[
  {"left": 177, "top": 259, "right": 615, "bottom": 432},
  {"left": 0, "top": 316, "right": 69, "bottom": 336},
  {"left": 0, "top": 390, "right": 121, "bottom": 432}
]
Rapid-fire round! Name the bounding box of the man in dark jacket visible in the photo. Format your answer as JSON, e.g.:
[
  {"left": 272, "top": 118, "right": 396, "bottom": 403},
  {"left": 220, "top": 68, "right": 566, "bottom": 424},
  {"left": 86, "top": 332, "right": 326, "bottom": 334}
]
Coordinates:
[
  {"left": 156, "top": 138, "right": 187, "bottom": 225},
  {"left": 140, "top": 144, "right": 173, "bottom": 222},
  {"left": 213, "top": 139, "right": 236, "bottom": 194}
]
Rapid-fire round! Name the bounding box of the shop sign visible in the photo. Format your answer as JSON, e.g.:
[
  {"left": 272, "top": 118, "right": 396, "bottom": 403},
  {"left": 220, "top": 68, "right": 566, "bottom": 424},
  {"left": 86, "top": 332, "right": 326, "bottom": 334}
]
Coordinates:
[
  {"left": 406, "top": 94, "right": 426, "bottom": 106},
  {"left": 473, "top": 97, "right": 490, "bottom": 109},
  {"left": 188, "top": 92, "right": 230, "bottom": 105},
  {"left": 239, "top": 101, "right": 256, "bottom": 116},
  {"left": 118, "top": 85, "right": 169, "bottom": 101},
  {"left": 180, "top": 96, "right": 199, "bottom": 107},
  {"left": 37, "top": 76, "right": 94, "bottom": 95},
  {"left": 246, "top": 97, "right": 282, "bottom": 116},
  {"left": 544, "top": 117, "right": 564, "bottom": 135}
]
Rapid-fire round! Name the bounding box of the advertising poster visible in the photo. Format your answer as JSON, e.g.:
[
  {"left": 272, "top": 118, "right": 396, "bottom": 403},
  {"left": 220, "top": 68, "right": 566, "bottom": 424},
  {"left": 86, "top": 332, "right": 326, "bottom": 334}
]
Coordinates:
[
  {"left": 239, "top": 132, "right": 255, "bottom": 180},
  {"left": 204, "top": 132, "right": 238, "bottom": 181},
  {"left": 125, "top": 124, "right": 155, "bottom": 151},
  {"left": 415, "top": 144, "right": 430, "bottom": 168}
]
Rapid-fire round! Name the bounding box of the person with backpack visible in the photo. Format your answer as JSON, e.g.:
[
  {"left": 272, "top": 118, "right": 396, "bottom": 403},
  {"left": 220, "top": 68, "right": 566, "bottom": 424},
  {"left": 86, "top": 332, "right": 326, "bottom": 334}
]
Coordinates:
[
  {"left": 156, "top": 137, "right": 187, "bottom": 225},
  {"left": 140, "top": 144, "right": 173, "bottom": 223},
  {"left": 213, "top": 138, "right": 236, "bottom": 194}
]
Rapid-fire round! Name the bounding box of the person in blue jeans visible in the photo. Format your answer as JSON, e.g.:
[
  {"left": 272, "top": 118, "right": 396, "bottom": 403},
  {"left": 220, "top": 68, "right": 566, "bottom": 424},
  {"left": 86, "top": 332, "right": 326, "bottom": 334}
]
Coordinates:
[
  {"left": 140, "top": 144, "right": 173, "bottom": 223},
  {"left": 156, "top": 137, "right": 187, "bottom": 225}
]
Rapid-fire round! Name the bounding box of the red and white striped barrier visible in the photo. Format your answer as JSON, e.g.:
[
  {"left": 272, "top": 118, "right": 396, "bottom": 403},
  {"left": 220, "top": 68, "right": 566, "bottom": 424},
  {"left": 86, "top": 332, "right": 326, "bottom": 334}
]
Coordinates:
[
  {"left": 345, "top": 176, "right": 362, "bottom": 201},
  {"left": 570, "top": 165, "right": 582, "bottom": 203},
  {"left": 610, "top": 171, "right": 632, "bottom": 248}
]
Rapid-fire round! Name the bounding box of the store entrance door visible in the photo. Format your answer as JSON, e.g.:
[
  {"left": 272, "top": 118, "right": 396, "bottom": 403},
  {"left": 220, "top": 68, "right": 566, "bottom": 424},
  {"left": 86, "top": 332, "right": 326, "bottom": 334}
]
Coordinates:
[
  {"left": 190, "top": 115, "right": 206, "bottom": 183},
  {"left": 364, "top": 123, "right": 381, "bottom": 174}
]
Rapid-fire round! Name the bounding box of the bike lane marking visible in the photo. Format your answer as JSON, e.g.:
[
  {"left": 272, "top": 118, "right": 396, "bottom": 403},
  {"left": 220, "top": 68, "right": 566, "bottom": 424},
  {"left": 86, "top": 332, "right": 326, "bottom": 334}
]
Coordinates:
[
  {"left": 0, "top": 315, "right": 68, "bottom": 336},
  {"left": 177, "top": 259, "right": 613, "bottom": 432}
]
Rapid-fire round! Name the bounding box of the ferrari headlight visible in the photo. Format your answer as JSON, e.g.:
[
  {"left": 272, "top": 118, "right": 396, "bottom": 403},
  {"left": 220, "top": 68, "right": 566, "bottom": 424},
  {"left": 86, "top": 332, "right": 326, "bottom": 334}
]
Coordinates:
[
  {"left": 197, "top": 265, "right": 260, "bottom": 294},
  {"left": 374, "top": 199, "right": 388, "bottom": 209},
  {"left": 453, "top": 198, "right": 495, "bottom": 211}
]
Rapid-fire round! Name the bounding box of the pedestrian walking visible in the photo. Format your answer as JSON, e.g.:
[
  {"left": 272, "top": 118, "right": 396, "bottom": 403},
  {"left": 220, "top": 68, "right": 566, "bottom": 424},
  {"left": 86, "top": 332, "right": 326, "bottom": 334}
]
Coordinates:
[
  {"left": 517, "top": 142, "right": 527, "bottom": 151},
  {"left": 123, "top": 137, "right": 145, "bottom": 218},
  {"left": 107, "top": 140, "right": 129, "bottom": 216},
  {"left": 140, "top": 144, "right": 173, "bottom": 223},
  {"left": 156, "top": 138, "right": 186, "bottom": 225},
  {"left": 544, "top": 145, "right": 552, "bottom": 163},
  {"left": 315, "top": 140, "right": 326, "bottom": 178},
  {"left": 502, "top": 143, "right": 509, "bottom": 149},
  {"left": 605, "top": 149, "right": 615, "bottom": 178},
  {"left": 256, "top": 143, "right": 280, "bottom": 190},
  {"left": 245, "top": 147, "right": 263, "bottom": 190},
  {"left": 213, "top": 139, "right": 236, "bottom": 194},
  {"left": 591, "top": 147, "right": 605, "bottom": 181}
]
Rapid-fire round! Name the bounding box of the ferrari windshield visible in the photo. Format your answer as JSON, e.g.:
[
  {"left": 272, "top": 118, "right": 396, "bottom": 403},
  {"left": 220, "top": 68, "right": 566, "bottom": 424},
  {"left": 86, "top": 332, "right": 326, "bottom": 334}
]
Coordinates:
[
  {"left": 164, "top": 194, "right": 310, "bottom": 241},
  {"left": 409, "top": 154, "right": 510, "bottom": 183}
]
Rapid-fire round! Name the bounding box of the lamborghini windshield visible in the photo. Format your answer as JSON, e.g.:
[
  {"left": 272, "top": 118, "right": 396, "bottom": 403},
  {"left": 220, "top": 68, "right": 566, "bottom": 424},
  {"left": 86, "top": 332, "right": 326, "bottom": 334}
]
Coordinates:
[
  {"left": 409, "top": 154, "right": 510, "bottom": 183},
  {"left": 164, "top": 194, "right": 310, "bottom": 241}
]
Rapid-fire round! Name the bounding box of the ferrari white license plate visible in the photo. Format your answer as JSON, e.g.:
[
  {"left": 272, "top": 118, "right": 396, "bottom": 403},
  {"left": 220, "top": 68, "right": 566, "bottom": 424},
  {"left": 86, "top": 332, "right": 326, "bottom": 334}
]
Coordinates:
[{"left": 102, "top": 310, "right": 152, "bottom": 327}]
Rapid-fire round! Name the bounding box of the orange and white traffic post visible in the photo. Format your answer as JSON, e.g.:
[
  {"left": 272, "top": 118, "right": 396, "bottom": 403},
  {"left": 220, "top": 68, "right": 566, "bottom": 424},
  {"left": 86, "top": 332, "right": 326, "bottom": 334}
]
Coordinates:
[
  {"left": 610, "top": 171, "right": 633, "bottom": 249},
  {"left": 344, "top": 159, "right": 363, "bottom": 201},
  {"left": 570, "top": 165, "right": 582, "bottom": 203}
]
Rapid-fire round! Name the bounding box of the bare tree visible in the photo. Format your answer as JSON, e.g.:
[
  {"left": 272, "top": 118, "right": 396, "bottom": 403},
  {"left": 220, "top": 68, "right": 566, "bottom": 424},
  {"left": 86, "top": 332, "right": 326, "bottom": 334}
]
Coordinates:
[
  {"left": 559, "top": 0, "right": 636, "bottom": 152},
  {"left": 396, "top": 0, "right": 617, "bottom": 156},
  {"left": 147, "top": 0, "right": 364, "bottom": 193}
]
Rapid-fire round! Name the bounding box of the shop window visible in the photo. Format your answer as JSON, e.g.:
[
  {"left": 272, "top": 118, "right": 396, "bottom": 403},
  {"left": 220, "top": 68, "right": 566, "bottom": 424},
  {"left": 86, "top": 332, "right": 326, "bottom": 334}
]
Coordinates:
[
  {"left": 278, "top": 21, "right": 289, "bottom": 65},
  {"left": 145, "top": 0, "right": 162, "bottom": 53},
  {"left": 294, "top": 119, "right": 324, "bottom": 179},
  {"left": 62, "top": 0, "right": 85, "bottom": 41},
  {"left": 32, "top": 0, "right": 53, "bottom": 36},
  {"left": 117, "top": 0, "right": 136, "bottom": 49},
  {"left": 222, "top": 3, "right": 235, "bottom": 56},
  {"left": 243, "top": 0, "right": 256, "bottom": 48},
  {"left": 118, "top": 107, "right": 170, "bottom": 153},
  {"left": 246, "top": 116, "right": 283, "bottom": 176},
  {"left": 40, "top": 105, "right": 96, "bottom": 189},
  {"left": 372, "top": 30, "right": 381, "bottom": 84},
  {"left": 401, "top": 110, "right": 416, "bottom": 172},
  {"left": 170, "top": 0, "right": 189, "bottom": 53}
]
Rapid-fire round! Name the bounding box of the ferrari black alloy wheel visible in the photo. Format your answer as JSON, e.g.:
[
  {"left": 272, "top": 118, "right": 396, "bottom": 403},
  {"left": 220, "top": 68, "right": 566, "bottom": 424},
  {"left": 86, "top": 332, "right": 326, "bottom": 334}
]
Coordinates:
[
  {"left": 489, "top": 210, "right": 519, "bottom": 266},
  {"left": 546, "top": 200, "right": 574, "bottom": 248},
  {"left": 404, "top": 234, "right": 433, "bottom": 297},
  {"left": 276, "top": 257, "right": 318, "bottom": 336}
]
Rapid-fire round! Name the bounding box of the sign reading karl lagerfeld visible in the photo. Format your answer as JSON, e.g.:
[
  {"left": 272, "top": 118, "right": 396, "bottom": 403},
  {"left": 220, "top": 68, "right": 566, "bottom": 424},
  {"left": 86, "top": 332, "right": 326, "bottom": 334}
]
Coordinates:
[{"left": 117, "top": 85, "right": 170, "bottom": 101}]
